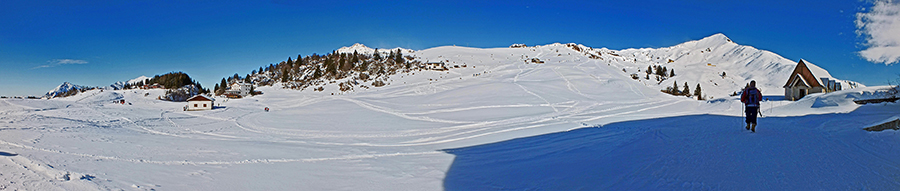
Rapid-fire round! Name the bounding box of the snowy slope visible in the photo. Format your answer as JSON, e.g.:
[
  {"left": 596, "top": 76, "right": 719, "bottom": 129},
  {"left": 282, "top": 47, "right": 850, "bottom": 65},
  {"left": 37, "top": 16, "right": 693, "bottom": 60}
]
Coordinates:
[
  {"left": 2, "top": 34, "right": 897, "bottom": 190},
  {"left": 562, "top": 33, "right": 860, "bottom": 98},
  {"left": 330, "top": 33, "right": 857, "bottom": 99}
]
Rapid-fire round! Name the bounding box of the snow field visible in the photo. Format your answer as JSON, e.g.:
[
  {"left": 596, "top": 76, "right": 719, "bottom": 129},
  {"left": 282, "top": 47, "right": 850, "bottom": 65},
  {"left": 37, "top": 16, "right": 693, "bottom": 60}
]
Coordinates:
[{"left": 1, "top": 34, "right": 897, "bottom": 190}]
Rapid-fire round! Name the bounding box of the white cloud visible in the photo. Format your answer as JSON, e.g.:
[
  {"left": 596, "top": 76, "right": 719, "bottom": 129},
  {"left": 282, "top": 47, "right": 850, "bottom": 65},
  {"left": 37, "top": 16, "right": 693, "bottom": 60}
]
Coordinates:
[
  {"left": 33, "top": 59, "right": 88, "bottom": 69},
  {"left": 856, "top": 0, "right": 900, "bottom": 65}
]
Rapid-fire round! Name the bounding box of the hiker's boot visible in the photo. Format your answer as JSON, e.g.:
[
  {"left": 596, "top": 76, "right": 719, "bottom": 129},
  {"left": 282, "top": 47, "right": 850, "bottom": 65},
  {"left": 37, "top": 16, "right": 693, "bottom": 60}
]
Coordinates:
[
  {"left": 746, "top": 124, "right": 750, "bottom": 130},
  {"left": 751, "top": 123, "right": 756, "bottom": 133}
]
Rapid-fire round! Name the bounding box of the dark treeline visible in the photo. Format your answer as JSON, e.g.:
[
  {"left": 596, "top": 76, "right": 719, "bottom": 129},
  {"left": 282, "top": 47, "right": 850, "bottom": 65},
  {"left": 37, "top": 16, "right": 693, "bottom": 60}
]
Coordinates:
[{"left": 124, "top": 71, "right": 209, "bottom": 94}]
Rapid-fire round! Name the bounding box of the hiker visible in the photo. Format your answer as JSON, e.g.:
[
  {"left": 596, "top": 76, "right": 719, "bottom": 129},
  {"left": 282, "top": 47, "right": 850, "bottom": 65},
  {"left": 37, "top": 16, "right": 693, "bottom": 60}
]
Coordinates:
[
  {"left": 264, "top": 107, "right": 269, "bottom": 112},
  {"left": 741, "top": 80, "right": 763, "bottom": 132}
]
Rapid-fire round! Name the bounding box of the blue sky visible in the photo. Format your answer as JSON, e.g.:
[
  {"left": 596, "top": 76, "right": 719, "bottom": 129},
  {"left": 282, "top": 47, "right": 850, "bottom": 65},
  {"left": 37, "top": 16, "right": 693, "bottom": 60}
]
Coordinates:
[{"left": 1, "top": 0, "right": 898, "bottom": 96}]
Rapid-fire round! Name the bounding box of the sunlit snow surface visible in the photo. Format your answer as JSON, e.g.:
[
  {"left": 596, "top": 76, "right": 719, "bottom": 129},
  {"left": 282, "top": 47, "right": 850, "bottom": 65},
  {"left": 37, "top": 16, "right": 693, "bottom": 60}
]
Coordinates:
[{"left": 2, "top": 42, "right": 899, "bottom": 190}]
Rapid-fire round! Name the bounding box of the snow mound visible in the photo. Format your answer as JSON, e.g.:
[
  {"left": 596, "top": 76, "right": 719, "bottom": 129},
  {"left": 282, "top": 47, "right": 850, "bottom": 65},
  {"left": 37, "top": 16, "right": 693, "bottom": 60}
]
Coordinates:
[
  {"left": 763, "top": 86, "right": 895, "bottom": 116},
  {"left": 80, "top": 90, "right": 125, "bottom": 104}
]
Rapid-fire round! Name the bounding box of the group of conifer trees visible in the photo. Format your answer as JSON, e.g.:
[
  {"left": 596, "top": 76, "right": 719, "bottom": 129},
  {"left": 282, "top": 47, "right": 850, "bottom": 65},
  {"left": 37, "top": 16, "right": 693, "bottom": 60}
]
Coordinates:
[
  {"left": 662, "top": 80, "right": 704, "bottom": 100},
  {"left": 123, "top": 72, "right": 209, "bottom": 94},
  {"left": 215, "top": 48, "right": 418, "bottom": 94},
  {"left": 644, "top": 65, "right": 674, "bottom": 81}
]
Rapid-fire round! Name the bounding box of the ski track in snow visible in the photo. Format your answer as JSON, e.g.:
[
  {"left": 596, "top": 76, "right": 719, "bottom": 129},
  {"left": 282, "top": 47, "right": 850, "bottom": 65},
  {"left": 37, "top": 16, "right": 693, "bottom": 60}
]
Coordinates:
[
  {"left": 0, "top": 139, "right": 442, "bottom": 165},
  {"left": 513, "top": 64, "right": 559, "bottom": 113}
]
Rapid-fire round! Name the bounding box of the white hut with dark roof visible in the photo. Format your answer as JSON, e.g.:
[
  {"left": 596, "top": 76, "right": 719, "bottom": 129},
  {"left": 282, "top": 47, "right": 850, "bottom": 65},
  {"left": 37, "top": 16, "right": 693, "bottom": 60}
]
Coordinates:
[{"left": 185, "top": 95, "right": 214, "bottom": 111}]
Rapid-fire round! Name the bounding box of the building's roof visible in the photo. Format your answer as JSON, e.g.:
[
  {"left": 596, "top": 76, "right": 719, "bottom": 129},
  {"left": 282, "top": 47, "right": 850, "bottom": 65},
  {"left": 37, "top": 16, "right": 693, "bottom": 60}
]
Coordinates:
[
  {"left": 186, "top": 94, "right": 215, "bottom": 102},
  {"left": 783, "top": 59, "right": 832, "bottom": 88},
  {"left": 231, "top": 82, "right": 251, "bottom": 86},
  {"left": 802, "top": 59, "right": 833, "bottom": 80}
]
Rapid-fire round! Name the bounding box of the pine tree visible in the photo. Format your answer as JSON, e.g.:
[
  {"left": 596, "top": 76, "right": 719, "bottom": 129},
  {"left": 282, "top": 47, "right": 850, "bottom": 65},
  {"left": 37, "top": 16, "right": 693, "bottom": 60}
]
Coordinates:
[
  {"left": 694, "top": 83, "right": 702, "bottom": 100},
  {"left": 683, "top": 82, "right": 690, "bottom": 97},
  {"left": 394, "top": 50, "right": 405, "bottom": 64},
  {"left": 313, "top": 67, "right": 322, "bottom": 79},
  {"left": 340, "top": 55, "right": 352, "bottom": 72},
  {"left": 325, "top": 56, "right": 335, "bottom": 76},
  {"left": 673, "top": 81, "right": 679, "bottom": 94},
  {"left": 373, "top": 48, "right": 382, "bottom": 60},
  {"left": 670, "top": 69, "right": 675, "bottom": 77},
  {"left": 646, "top": 65, "right": 652, "bottom": 75},
  {"left": 388, "top": 50, "right": 396, "bottom": 63},
  {"left": 287, "top": 57, "right": 294, "bottom": 68}
]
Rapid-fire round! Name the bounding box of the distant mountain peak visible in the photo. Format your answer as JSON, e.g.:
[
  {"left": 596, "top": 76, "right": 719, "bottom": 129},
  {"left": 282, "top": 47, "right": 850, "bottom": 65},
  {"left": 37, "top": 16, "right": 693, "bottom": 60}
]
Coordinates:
[
  {"left": 127, "top": 76, "right": 151, "bottom": 85},
  {"left": 45, "top": 82, "right": 88, "bottom": 98},
  {"left": 337, "top": 43, "right": 414, "bottom": 55},
  {"left": 349, "top": 43, "right": 368, "bottom": 49}
]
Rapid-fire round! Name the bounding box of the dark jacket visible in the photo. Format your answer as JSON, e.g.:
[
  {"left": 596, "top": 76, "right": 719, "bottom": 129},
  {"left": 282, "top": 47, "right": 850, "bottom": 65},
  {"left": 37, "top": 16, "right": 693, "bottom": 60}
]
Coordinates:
[{"left": 741, "top": 87, "right": 762, "bottom": 107}]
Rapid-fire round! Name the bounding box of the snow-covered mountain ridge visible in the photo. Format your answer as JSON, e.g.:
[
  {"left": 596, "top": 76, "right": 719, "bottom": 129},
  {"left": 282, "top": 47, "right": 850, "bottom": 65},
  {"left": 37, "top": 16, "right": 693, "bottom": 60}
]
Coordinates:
[
  {"left": 43, "top": 76, "right": 160, "bottom": 99},
  {"left": 336, "top": 43, "right": 415, "bottom": 55},
  {"left": 561, "top": 33, "right": 859, "bottom": 97},
  {"left": 370, "top": 33, "right": 859, "bottom": 99},
  {"left": 126, "top": 76, "right": 150, "bottom": 85},
  {"left": 44, "top": 82, "right": 88, "bottom": 98}
]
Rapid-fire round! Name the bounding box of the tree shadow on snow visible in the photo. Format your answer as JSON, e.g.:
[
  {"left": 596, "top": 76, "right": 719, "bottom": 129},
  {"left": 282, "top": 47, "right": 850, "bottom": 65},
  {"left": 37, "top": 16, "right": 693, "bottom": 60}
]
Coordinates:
[
  {"left": 0, "top": 151, "right": 17, "bottom": 156},
  {"left": 442, "top": 105, "right": 900, "bottom": 190}
]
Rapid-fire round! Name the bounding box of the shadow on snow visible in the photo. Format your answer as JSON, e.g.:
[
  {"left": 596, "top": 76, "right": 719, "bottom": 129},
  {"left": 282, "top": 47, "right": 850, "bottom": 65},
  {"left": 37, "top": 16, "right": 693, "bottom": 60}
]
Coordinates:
[
  {"left": 442, "top": 105, "right": 900, "bottom": 190},
  {"left": 0, "top": 151, "right": 17, "bottom": 156}
]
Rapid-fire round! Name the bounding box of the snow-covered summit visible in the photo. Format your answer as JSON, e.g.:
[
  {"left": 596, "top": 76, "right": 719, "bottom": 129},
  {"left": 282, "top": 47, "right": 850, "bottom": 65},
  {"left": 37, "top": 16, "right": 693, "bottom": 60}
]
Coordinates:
[
  {"left": 108, "top": 81, "right": 126, "bottom": 90},
  {"left": 44, "top": 82, "right": 88, "bottom": 98},
  {"left": 127, "top": 76, "right": 151, "bottom": 85},
  {"left": 336, "top": 43, "right": 414, "bottom": 55}
]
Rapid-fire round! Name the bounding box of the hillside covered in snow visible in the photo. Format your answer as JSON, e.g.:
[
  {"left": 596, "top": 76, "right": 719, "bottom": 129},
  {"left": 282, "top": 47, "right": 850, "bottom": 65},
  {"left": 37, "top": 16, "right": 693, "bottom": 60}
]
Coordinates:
[
  {"left": 229, "top": 33, "right": 859, "bottom": 101},
  {"left": 2, "top": 34, "right": 898, "bottom": 190}
]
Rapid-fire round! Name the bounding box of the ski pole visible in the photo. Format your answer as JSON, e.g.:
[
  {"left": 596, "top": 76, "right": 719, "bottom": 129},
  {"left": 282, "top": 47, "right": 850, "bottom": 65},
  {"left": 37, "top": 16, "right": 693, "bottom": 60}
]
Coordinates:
[
  {"left": 757, "top": 105, "right": 763, "bottom": 118},
  {"left": 741, "top": 104, "right": 745, "bottom": 128}
]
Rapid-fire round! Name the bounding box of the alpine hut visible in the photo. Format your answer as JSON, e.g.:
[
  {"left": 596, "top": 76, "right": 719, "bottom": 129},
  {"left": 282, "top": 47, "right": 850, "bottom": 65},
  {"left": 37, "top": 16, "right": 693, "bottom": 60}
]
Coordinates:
[
  {"left": 783, "top": 59, "right": 842, "bottom": 101},
  {"left": 185, "top": 95, "right": 214, "bottom": 111}
]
